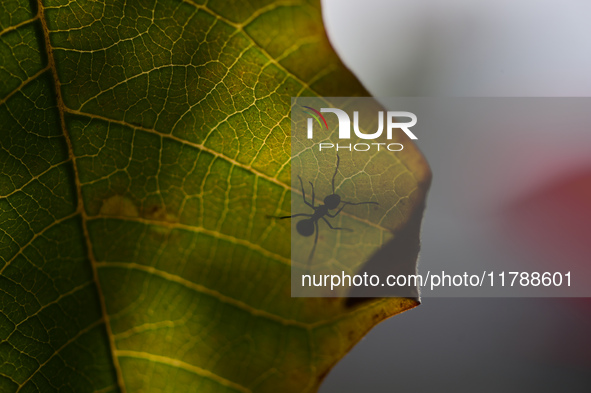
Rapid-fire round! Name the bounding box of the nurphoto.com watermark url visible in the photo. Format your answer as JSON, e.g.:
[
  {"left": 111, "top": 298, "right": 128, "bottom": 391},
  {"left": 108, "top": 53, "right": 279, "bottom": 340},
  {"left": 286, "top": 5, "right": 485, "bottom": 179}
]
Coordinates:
[{"left": 301, "top": 271, "right": 572, "bottom": 292}]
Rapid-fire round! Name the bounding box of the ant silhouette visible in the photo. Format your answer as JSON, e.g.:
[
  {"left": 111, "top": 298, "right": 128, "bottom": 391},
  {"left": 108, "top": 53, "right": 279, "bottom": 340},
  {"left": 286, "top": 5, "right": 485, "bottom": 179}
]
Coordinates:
[{"left": 269, "top": 154, "right": 379, "bottom": 263}]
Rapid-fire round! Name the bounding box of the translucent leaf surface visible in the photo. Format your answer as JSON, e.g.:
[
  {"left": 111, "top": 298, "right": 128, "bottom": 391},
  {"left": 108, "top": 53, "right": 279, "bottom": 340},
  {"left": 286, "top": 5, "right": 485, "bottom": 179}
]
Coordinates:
[{"left": 0, "top": 0, "right": 431, "bottom": 392}]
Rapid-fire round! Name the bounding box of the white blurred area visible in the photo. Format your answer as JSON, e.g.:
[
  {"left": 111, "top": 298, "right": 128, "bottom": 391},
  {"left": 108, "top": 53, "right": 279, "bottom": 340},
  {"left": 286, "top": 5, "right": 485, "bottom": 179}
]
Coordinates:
[
  {"left": 319, "top": 1, "right": 591, "bottom": 392},
  {"left": 322, "top": 0, "right": 591, "bottom": 97}
]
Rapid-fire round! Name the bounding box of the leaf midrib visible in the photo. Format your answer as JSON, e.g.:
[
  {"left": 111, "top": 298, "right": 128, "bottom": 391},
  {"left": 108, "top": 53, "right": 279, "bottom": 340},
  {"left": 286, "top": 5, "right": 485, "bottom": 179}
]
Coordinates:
[{"left": 35, "top": 1, "right": 127, "bottom": 391}]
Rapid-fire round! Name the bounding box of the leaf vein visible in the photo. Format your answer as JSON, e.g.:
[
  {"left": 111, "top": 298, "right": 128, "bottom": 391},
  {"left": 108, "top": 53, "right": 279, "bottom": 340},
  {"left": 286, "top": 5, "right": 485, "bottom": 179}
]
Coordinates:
[
  {"left": 115, "top": 350, "right": 251, "bottom": 393},
  {"left": 35, "top": 1, "right": 127, "bottom": 391}
]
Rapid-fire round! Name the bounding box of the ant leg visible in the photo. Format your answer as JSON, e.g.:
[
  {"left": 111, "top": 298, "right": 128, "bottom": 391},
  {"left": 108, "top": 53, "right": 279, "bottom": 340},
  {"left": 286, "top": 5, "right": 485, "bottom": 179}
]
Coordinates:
[
  {"left": 326, "top": 206, "right": 344, "bottom": 218},
  {"left": 327, "top": 200, "right": 379, "bottom": 218},
  {"left": 309, "top": 181, "right": 315, "bottom": 206},
  {"left": 298, "top": 175, "right": 314, "bottom": 208},
  {"left": 266, "top": 213, "right": 312, "bottom": 219},
  {"left": 342, "top": 201, "right": 380, "bottom": 206},
  {"left": 331, "top": 154, "right": 340, "bottom": 194},
  {"left": 308, "top": 221, "right": 319, "bottom": 264},
  {"left": 322, "top": 217, "right": 353, "bottom": 232}
]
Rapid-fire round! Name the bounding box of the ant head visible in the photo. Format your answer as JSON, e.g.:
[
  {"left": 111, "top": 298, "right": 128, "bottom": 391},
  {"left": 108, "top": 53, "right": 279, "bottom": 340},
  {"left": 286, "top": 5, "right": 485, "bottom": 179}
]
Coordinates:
[
  {"left": 324, "top": 194, "right": 341, "bottom": 210},
  {"left": 296, "top": 219, "right": 315, "bottom": 237}
]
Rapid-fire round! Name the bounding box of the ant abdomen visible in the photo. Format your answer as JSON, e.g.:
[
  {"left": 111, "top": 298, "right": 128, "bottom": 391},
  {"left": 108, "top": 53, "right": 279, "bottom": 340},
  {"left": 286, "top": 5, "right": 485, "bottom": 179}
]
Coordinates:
[{"left": 297, "top": 219, "right": 315, "bottom": 237}]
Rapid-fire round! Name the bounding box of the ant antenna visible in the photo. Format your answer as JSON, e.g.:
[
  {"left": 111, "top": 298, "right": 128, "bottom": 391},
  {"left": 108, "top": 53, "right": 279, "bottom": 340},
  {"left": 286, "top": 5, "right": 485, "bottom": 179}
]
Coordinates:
[{"left": 331, "top": 154, "right": 340, "bottom": 194}]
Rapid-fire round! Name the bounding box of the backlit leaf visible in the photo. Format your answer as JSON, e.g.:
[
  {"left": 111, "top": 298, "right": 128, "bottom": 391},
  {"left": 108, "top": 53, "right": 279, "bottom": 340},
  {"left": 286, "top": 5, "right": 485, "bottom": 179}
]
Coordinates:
[{"left": 0, "top": 1, "right": 431, "bottom": 392}]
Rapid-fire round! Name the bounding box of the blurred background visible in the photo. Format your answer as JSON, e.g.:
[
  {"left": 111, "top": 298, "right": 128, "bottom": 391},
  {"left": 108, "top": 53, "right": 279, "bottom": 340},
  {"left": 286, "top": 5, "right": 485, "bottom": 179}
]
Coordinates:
[{"left": 319, "top": 0, "right": 591, "bottom": 391}]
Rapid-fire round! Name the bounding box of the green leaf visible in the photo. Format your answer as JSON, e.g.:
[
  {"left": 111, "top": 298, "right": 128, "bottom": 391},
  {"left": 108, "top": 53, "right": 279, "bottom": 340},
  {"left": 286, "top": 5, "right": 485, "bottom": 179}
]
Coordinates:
[{"left": 0, "top": 0, "right": 431, "bottom": 392}]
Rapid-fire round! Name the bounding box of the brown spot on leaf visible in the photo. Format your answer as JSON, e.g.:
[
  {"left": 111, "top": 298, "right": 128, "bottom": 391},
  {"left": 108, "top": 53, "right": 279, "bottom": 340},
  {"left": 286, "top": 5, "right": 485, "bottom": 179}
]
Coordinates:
[
  {"left": 143, "top": 205, "right": 176, "bottom": 223},
  {"left": 99, "top": 195, "right": 139, "bottom": 217}
]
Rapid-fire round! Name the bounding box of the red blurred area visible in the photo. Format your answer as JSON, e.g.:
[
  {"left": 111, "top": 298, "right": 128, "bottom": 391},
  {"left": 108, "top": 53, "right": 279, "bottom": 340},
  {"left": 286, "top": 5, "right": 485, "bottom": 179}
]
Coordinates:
[
  {"left": 503, "top": 168, "right": 591, "bottom": 266},
  {"left": 502, "top": 168, "right": 591, "bottom": 366}
]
